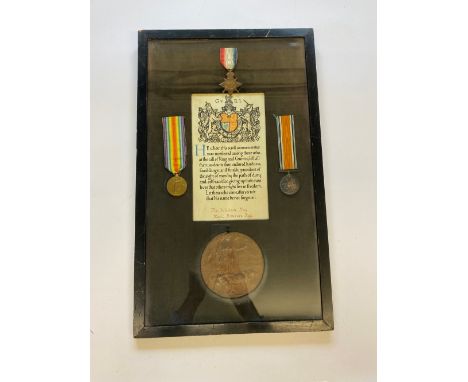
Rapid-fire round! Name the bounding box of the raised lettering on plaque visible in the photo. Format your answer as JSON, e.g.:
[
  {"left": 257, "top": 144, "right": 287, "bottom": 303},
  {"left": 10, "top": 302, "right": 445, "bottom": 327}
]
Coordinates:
[{"left": 192, "top": 93, "right": 269, "bottom": 221}]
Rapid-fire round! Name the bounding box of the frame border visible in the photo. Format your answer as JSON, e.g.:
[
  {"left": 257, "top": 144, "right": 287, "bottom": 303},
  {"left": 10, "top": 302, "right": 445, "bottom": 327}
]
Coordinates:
[{"left": 134, "top": 28, "right": 333, "bottom": 338}]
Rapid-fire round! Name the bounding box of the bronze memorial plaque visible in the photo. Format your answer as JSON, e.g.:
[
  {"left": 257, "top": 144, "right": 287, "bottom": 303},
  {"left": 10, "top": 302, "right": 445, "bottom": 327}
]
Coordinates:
[{"left": 200, "top": 232, "right": 265, "bottom": 299}]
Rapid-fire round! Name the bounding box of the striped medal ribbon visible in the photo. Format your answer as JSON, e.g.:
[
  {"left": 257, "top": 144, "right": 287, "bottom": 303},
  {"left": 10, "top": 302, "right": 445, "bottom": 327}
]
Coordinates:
[
  {"left": 162, "top": 116, "right": 188, "bottom": 197},
  {"left": 274, "top": 115, "right": 300, "bottom": 196},
  {"left": 219, "top": 48, "right": 241, "bottom": 94},
  {"left": 219, "top": 48, "right": 238, "bottom": 71}
]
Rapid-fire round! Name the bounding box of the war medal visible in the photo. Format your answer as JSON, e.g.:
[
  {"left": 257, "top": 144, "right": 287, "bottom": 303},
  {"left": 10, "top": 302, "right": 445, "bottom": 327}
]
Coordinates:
[
  {"left": 162, "top": 116, "right": 188, "bottom": 197},
  {"left": 274, "top": 114, "right": 300, "bottom": 196},
  {"left": 219, "top": 47, "right": 242, "bottom": 95}
]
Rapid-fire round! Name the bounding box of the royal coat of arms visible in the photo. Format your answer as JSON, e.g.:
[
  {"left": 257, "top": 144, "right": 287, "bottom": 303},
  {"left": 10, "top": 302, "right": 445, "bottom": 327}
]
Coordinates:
[{"left": 197, "top": 95, "right": 261, "bottom": 143}]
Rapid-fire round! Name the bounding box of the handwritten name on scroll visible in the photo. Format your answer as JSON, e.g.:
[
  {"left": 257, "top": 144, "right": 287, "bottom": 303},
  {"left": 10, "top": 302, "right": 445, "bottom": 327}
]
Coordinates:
[{"left": 191, "top": 93, "right": 269, "bottom": 221}]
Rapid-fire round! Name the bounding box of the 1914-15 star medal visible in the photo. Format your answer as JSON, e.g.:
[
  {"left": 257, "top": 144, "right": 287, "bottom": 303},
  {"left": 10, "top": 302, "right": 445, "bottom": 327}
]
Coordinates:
[
  {"left": 220, "top": 71, "right": 242, "bottom": 95},
  {"left": 219, "top": 47, "right": 242, "bottom": 95}
]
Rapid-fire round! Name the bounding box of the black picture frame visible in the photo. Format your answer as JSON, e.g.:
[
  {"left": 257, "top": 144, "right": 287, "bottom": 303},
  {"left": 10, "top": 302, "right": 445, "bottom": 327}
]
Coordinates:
[{"left": 134, "top": 28, "right": 333, "bottom": 338}]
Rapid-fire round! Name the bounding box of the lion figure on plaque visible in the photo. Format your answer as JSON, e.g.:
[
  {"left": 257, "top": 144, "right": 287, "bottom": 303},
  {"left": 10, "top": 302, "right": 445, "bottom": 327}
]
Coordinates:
[{"left": 198, "top": 95, "right": 261, "bottom": 143}]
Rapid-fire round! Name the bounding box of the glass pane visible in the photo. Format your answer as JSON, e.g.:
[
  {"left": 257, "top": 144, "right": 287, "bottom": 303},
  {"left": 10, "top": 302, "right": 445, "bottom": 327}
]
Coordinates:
[{"left": 145, "top": 37, "right": 322, "bottom": 326}]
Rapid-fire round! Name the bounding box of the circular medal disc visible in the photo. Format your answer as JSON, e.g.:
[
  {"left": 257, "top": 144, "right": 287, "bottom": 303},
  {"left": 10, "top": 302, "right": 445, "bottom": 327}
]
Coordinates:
[
  {"left": 166, "top": 175, "right": 187, "bottom": 197},
  {"left": 200, "top": 232, "right": 265, "bottom": 299},
  {"left": 280, "top": 173, "right": 300, "bottom": 196}
]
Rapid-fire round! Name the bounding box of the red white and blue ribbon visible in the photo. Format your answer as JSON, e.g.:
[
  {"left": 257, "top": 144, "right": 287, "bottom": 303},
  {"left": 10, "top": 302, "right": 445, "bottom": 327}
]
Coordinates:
[
  {"left": 162, "top": 116, "right": 187, "bottom": 175},
  {"left": 274, "top": 115, "right": 298, "bottom": 171},
  {"left": 220, "top": 48, "right": 238, "bottom": 71}
]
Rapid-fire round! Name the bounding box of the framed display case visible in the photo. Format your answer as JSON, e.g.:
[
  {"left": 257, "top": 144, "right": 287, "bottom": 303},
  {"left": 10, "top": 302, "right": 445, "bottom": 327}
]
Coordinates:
[{"left": 134, "top": 28, "right": 333, "bottom": 338}]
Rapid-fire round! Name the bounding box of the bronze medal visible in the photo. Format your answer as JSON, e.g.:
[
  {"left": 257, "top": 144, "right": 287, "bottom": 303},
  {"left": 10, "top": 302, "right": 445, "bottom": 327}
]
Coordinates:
[
  {"left": 200, "top": 232, "right": 264, "bottom": 299},
  {"left": 220, "top": 71, "right": 242, "bottom": 95},
  {"left": 162, "top": 116, "right": 188, "bottom": 196},
  {"left": 219, "top": 48, "right": 241, "bottom": 95},
  {"left": 166, "top": 174, "right": 187, "bottom": 197},
  {"left": 279, "top": 173, "right": 300, "bottom": 196}
]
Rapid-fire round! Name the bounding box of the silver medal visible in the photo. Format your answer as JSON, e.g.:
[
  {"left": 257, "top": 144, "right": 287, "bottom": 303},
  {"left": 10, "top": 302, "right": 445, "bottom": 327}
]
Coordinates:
[{"left": 279, "top": 173, "right": 300, "bottom": 196}]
